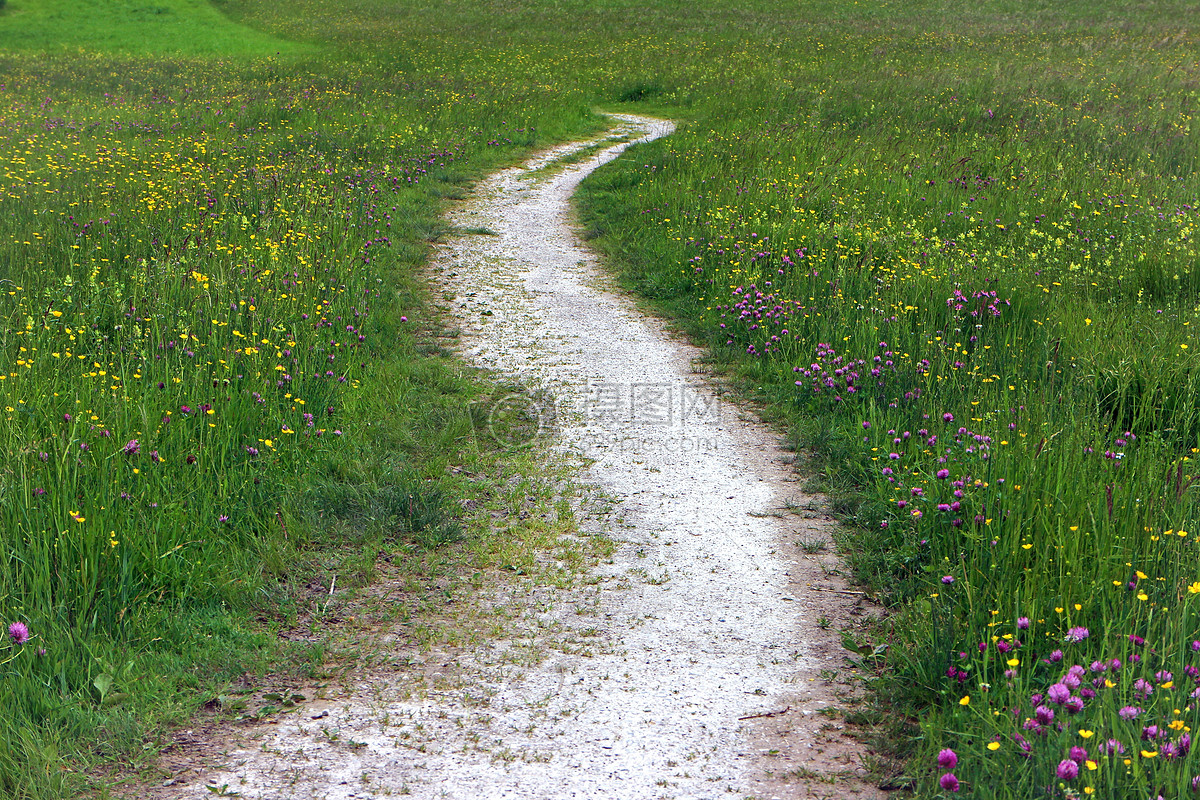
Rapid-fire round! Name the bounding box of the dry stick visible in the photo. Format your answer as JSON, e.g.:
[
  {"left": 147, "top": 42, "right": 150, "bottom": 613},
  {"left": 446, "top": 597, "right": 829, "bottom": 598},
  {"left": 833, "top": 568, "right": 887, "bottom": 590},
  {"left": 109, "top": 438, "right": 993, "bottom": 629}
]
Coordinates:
[{"left": 738, "top": 706, "right": 791, "bottom": 721}]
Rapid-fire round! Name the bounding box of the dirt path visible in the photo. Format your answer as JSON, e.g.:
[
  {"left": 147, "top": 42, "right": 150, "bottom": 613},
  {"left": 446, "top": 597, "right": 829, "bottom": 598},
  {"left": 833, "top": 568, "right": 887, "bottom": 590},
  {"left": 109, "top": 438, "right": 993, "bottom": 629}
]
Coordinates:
[{"left": 161, "top": 115, "right": 883, "bottom": 800}]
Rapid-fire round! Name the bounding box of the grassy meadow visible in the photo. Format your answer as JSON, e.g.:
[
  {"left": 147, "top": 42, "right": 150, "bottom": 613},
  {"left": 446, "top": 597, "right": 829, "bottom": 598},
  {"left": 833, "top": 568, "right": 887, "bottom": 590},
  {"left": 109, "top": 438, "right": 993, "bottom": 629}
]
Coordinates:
[{"left": 2, "top": 0, "right": 1200, "bottom": 797}]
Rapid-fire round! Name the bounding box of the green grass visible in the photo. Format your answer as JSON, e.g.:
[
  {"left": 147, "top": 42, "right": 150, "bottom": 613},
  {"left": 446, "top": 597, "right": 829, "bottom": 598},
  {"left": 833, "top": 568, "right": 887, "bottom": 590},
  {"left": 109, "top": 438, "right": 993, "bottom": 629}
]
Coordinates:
[
  {"left": 0, "top": 0, "right": 306, "bottom": 55},
  {"left": 0, "top": 7, "right": 600, "bottom": 798},
  {"left": 3, "top": 0, "right": 1200, "bottom": 798},
  {"left": 570, "top": 2, "right": 1200, "bottom": 796}
]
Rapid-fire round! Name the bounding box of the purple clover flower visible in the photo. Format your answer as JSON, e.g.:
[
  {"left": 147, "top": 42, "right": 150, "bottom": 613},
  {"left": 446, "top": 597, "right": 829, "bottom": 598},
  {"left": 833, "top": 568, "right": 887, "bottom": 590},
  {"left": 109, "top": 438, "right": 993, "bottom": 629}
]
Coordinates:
[
  {"left": 1047, "top": 683, "right": 1071, "bottom": 705},
  {"left": 1064, "top": 626, "right": 1089, "bottom": 643},
  {"left": 1100, "top": 739, "right": 1126, "bottom": 755},
  {"left": 8, "top": 622, "right": 29, "bottom": 645}
]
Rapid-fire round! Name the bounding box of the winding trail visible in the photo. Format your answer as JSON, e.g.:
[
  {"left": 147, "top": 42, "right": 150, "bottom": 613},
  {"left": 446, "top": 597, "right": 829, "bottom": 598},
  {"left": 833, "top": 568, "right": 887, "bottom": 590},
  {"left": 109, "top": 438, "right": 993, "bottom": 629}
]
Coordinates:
[{"left": 167, "top": 115, "right": 881, "bottom": 800}]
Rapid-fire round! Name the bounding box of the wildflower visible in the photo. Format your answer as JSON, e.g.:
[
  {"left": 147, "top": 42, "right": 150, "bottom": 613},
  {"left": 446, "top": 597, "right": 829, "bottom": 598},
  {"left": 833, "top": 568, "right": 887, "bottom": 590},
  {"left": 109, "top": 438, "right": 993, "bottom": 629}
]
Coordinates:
[
  {"left": 937, "top": 469, "right": 950, "bottom": 479},
  {"left": 939, "top": 772, "right": 960, "bottom": 792},
  {"left": 8, "top": 622, "right": 29, "bottom": 645},
  {"left": 1134, "top": 678, "right": 1154, "bottom": 699},
  {"left": 1119, "top": 706, "right": 1142, "bottom": 720},
  {"left": 1017, "top": 617, "right": 1030, "bottom": 630},
  {"left": 1069, "top": 746, "right": 1088, "bottom": 763},
  {"left": 1035, "top": 705, "right": 1055, "bottom": 725},
  {"left": 1057, "top": 759, "right": 1079, "bottom": 781},
  {"left": 122, "top": 439, "right": 139, "bottom": 456},
  {"left": 937, "top": 749, "right": 958, "bottom": 769},
  {"left": 1065, "top": 626, "right": 1089, "bottom": 643},
  {"left": 1048, "top": 683, "right": 1071, "bottom": 705}
]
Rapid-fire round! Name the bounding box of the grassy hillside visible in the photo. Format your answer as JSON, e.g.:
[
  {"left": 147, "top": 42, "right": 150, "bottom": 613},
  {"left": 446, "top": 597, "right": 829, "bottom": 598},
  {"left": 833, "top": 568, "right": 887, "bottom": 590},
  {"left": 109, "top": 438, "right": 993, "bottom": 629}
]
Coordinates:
[
  {"left": 0, "top": 5, "right": 598, "bottom": 799},
  {"left": 0, "top": 0, "right": 305, "bottom": 55}
]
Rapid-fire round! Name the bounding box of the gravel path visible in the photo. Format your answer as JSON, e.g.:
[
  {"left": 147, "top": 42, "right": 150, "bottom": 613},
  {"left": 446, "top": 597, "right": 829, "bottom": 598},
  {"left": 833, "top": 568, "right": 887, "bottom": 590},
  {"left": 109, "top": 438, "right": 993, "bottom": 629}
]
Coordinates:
[{"left": 163, "top": 114, "right": 882, "bottom": 800}]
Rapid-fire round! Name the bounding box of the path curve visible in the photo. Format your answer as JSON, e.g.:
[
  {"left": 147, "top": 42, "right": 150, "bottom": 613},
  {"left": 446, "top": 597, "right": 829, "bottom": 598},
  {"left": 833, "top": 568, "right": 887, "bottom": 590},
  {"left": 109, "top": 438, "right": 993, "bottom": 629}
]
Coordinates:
[{"left": 167, "top": 114, "right": 881, "bottom": 800}]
